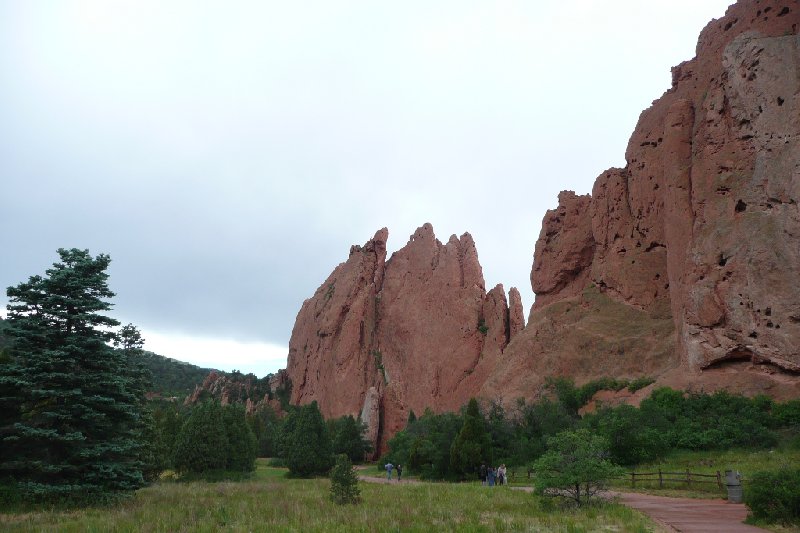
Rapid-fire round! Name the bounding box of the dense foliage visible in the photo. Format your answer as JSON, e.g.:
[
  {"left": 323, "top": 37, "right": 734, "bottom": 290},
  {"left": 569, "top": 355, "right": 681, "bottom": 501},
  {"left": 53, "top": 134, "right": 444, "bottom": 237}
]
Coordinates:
[
  {"left": 329, "top": 454, "right": 361, "bottom": 505},
  {"left": 282, "top": 401, "right": 333, "bottom": 477},
  {"left": 0, "top": 249, "right": 149, "bottom": 503},
  {"left": 745, "top": 468, "right": 800, "bottom": 525},
  {"left": 383, "top": 378, "right": 800, "bottom": 480},
  {"left": 449, "top": 398, "right": 492, "bottom": 479},
  {"left": 172, "top": 400, "right": 257, "bottom": 474},
  {"left": 329, "top": 415, "right": 372, "bottom": 462}
]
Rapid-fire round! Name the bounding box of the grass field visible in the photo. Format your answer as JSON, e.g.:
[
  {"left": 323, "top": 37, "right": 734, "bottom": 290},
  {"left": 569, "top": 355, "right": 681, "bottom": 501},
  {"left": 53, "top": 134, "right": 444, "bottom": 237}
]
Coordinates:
[
  {"left": 609, "top": 445, "right": 800, "bottom": 500},
  {"left": 1, "top": 460, "right": 659, "bottom": 532}
]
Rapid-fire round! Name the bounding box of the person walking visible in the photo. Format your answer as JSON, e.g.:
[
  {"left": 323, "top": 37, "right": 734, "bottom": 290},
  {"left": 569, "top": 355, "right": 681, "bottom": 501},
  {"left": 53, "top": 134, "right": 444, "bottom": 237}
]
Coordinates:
[
  {"left": 396, "top": 464, "right": 402, "bottom": 482},
  {"left": 480, "top": 463, "right": 487, "bottom": 486},
  {"left": 487, "top": 466, "right": 496, "bottom": 487},
  {"left": 385, "top": 462, "right": 393, "bottom": 480},
  {"left": 498, "top": 464, "right": 507, "bottom": 485}
]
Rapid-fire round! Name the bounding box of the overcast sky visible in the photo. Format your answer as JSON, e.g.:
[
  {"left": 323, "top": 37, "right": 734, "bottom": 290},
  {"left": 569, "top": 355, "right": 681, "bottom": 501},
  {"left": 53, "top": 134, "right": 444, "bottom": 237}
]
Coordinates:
[{"left": 1, "top": 1, "right": 734, "bottom": 377}]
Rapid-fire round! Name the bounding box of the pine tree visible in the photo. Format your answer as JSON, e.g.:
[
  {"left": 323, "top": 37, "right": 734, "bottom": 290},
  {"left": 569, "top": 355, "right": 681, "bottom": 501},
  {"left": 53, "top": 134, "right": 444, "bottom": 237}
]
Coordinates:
[
  {"left": 222, "top": 404, "right": 257, "bottom": 471},
  {"left": 329, "top": 454, "right": 361, "bottom": 505},
  {"left": 115, "top": 324, "right": 160, "bottom": 482},
  {"left": 450, "top": 398, "right": 492, "bottom": 479},
  {"left": 331, "top": 415, "right": 372, "bottom": 463},
  {"left": 0, "top": 249, "right": 147, "bottom": 502},
  {"left": 172, "top": 400, "right": 228, "bottom": 474},
  {"left": 285, "top": 401, "right": 333, "bottom": 477}
]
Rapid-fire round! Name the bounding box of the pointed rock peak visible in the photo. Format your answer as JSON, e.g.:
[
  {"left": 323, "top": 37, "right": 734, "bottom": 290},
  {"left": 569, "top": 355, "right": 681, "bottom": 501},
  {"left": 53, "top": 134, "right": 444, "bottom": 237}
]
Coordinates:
[
  {"left": 459, "top": 232, "right": 476, "bottom": 248},
  {"left": 508, "top": 287, "right": 525, "bottom": 338},
  {"left": 410, "top": 223, "right": 435, "bottom": 242},
  {"left": 373, "top": 227, "right": 389, "bottom": 244},
  {"left": 351, "top": 227, "right": 389, "bottom": 256},
  {"left": 489, "top": 283, "right": 506, "bottom": 296}
]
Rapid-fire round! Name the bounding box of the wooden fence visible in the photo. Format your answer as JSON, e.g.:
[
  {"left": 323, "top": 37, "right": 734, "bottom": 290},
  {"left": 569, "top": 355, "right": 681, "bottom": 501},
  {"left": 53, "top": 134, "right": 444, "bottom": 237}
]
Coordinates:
[{"left": 627, "top": 469, "right": 723, "bottom": 489}]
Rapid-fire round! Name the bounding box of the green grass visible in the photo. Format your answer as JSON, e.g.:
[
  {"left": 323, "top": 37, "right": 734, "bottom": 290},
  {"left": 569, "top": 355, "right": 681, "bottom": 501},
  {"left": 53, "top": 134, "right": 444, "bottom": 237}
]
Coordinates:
[
  {"left": 610, "top": 446, "right": 800, "bottom": 500},
  {"left": 1, "top": 460, "right": 659, "bottom": 532}
]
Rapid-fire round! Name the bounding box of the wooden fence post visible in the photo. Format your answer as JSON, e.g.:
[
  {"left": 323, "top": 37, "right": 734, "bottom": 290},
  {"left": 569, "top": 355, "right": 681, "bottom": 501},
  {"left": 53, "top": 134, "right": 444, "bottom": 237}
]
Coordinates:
[
  {"left": 716, "top": 470, "right": 722, "bottom": 489},
  {"left": 631, "top": 472, "right": 635, "bottom": 488},
  {"left": 658, "top": 468, "right": 663, "bottom": 488},
  {"left": 686, "top": 469, "right": 691, "bottom": 488}
]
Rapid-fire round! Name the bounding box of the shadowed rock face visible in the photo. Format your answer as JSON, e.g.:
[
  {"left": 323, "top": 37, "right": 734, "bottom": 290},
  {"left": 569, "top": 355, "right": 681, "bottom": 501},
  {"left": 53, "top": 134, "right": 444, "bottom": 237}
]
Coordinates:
[
  {"left": 283, "top": 0, "right": 800, "bottom": 453},
  {"left": 286, "top": 224, "right": 524, "bottom": 455}
]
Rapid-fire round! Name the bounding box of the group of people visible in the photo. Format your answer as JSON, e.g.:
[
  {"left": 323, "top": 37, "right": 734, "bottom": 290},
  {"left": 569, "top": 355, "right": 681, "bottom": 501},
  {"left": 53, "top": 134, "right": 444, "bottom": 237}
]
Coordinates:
[
  {"left": 384, "top": 462, "right": 403, "bottom": 481},
  {"left": 479, "top": 463, "right": 508, "bottom": 486}
]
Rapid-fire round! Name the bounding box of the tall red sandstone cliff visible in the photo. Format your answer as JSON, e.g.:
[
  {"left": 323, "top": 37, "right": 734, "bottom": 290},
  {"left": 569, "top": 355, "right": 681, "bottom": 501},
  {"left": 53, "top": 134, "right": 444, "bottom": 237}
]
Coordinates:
[
  {"left": 286, "top": 225, "right": 524, "bottom": 454},
  {"left": 284, "top": 0, "right": 800, "bottom": 452}
]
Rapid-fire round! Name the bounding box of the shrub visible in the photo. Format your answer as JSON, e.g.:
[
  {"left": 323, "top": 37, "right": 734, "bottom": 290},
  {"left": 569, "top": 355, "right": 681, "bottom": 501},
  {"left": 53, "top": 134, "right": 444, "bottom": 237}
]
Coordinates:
[
  {"left": 533, "top": 428, "right": 624, "bottom": 506},
  {"left": 745, "top": 468, "right": 800, "bottom": 525},
  {"left": 329, "top": 454, "right": 361, "bottom": 505}
]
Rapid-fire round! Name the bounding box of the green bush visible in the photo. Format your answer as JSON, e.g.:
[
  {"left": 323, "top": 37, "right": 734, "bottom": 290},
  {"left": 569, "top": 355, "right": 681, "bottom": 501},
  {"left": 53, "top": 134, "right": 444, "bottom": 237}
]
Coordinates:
[
  {"left": 532, "top": 428, "right": 624, "bottom": 506},
  {"left": 745, "top": 468, "right": 800, "bottom": 525}
]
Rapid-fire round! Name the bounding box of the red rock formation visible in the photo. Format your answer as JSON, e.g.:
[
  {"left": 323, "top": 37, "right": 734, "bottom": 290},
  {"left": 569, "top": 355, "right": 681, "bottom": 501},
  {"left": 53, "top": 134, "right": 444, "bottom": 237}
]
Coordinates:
[
  {"left": 524, "top": 0, "right": 800, "bottom": 377},
  {"left": 186, "top": 370, "right": 284, "bottom": 416},
  {"left": 285, "top": 224, "right": 523, "bottom": 454},
  {"left": 283, "top": 0, "right": 800, "bottom": 451}
]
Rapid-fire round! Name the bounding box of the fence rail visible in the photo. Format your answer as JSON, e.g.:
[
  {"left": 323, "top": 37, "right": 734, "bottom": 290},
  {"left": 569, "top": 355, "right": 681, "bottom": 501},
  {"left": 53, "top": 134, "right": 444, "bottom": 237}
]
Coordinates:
[{"left": 627, "top": 469, "right": 723, "bottom": 489}]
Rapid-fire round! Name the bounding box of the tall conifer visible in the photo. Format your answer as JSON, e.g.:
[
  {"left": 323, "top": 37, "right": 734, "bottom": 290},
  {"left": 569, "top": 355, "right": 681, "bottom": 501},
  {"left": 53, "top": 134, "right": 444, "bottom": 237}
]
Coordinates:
[{"left": 0, "top": 249, "right": 147, "bottom": 501}]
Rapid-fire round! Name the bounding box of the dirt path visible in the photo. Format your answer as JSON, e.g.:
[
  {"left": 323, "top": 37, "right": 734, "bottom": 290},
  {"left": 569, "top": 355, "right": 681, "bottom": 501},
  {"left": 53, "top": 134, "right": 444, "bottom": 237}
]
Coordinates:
[{"left": 357, "top": 469, "right": 766, "bottom": 532}]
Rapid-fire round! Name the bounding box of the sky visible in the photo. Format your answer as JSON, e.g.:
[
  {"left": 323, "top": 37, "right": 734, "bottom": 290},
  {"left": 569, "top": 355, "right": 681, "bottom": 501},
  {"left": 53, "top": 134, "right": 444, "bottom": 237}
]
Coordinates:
[{"left": 0, "top": 0, "right": 735, "bottom": 377}]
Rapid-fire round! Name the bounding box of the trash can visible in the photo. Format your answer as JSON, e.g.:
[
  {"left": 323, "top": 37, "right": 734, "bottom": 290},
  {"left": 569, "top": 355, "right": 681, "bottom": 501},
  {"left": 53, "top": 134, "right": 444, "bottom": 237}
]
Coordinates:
[{"left": 725, "top": 470, "right": 743, "bottom": 503}]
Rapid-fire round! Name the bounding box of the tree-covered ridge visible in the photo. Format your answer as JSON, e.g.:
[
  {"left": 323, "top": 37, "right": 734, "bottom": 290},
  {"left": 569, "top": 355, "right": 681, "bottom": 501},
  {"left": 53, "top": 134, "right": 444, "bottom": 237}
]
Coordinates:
[{"left": 134, "top": 350, "right": 214, "bottom": 398}]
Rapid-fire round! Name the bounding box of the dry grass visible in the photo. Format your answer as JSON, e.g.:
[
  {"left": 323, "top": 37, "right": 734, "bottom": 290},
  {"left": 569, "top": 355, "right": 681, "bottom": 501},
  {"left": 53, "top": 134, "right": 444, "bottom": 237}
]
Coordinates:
[{"left": 1, "top": 460, "right": 659, "bottom": 532}]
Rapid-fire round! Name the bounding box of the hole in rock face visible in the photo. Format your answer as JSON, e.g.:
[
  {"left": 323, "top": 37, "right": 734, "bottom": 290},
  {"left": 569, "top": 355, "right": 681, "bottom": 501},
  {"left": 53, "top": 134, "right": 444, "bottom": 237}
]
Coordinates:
[
  {"left": 749, "top": 331, "right": 758, "bottom": 339},
  {"left": 777, "top": 97, "right": 785, "bottom": 106},
  {"left": 735, "top": 200, "right": 747, "bottom": 212},
  {"left": 777, "top": 6, "right": 790, "bottom": 16},
  {"left": 765, "top": 307, "right": 772, "bottom": 316},
  {"left": 718, "top": 254, "right": 728, "bottom": 267}
]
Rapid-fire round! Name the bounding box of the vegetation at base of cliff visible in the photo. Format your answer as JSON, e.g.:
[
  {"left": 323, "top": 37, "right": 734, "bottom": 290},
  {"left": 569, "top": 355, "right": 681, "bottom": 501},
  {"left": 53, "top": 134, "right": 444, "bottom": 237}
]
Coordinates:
[
  {"left": 381, "top": 379, "right": 800, "bottom": 483},
  {"left": 0, "top": 461, "right": 657, "bottom": 532}
]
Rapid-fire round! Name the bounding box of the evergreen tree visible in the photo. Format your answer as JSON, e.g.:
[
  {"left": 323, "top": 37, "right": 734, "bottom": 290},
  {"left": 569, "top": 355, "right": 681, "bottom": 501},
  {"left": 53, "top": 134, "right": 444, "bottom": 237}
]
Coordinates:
[
  {"left": 0, "top": 249, "right": 147, "bottom": 502},
  {"left": 173, "top": 400, "right": 228, "bottom": 473},
  {"left": 115, "top": 324, "right": 160, "bottom": 481},
  {"left": 329, "top": 454, "right": 361, "bottom": 505},
  {"left": 331, "top": 415, "right": 372, "bottom": 463},
  {"left": 284, "top": 401, "right": 333, "bottom": 477},
  {"left": 222, "top": 404, "right": 257, "bottom": 471},
  {"left": 450, "top": 398, "right": 492, "bottom": 479}
]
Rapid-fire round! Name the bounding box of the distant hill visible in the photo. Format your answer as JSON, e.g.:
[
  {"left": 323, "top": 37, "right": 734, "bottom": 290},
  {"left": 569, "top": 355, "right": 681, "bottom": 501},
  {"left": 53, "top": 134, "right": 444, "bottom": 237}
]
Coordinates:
[
  {"left": 1, "top": 317, "right": 212, "bottom": 397},
  {"left": 136, "top": 351, "right": 215, "bottom": 398}
]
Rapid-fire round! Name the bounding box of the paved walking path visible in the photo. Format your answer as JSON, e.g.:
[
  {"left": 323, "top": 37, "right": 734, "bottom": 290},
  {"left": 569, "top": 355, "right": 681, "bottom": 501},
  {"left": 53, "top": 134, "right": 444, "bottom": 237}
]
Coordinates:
[
  {"left": 608, "top": 491, "right": 766, "bottom": 533},
  {"left": 356, "top": 468, "right": 767, "bottom": 532}
]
